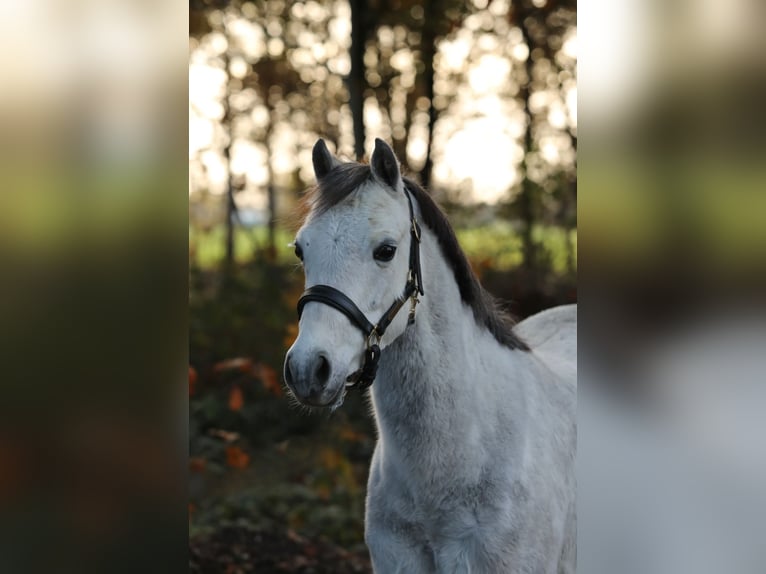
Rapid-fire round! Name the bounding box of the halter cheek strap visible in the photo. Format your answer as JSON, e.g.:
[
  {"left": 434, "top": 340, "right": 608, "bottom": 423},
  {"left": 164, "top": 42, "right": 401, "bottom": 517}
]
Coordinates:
[{"left": 296, "top": 188, "right": 424, "bottom": 390}]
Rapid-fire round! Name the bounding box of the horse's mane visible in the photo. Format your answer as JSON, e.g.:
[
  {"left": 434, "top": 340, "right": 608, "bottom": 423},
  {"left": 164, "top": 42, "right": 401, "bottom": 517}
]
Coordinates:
[{"left": 304, "top": 162, "right": 529, "bottom": 352}]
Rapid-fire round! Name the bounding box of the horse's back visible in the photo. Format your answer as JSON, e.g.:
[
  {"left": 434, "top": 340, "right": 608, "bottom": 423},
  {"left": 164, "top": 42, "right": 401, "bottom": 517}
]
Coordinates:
[
  {"left": 516, "top": 304, "right": 577, "bottom": 378},
  {"left": 516, "top": 304, "right": 577, "bottom": 574}
]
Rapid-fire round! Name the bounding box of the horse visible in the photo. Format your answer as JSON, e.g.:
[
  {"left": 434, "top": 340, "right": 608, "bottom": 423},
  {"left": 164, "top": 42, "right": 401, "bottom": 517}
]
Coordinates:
[{"left": 284, "top": 138, "right": 576, "bottom": 573}]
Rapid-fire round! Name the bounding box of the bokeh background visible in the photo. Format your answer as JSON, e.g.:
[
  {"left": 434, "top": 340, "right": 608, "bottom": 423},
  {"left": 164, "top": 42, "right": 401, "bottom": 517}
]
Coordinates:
[
  {"left": 188, "top": 0, "right": 576, "bottom": 571},
  {"left": 2, "top": 1, "right": 764, "bottom": 573},
  {"left": 579, "top": 1, "right": 766, "bottom": 573}
]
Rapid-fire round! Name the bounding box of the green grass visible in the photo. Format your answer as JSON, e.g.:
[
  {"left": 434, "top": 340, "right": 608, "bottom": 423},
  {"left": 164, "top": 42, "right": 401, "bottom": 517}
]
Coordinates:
[
  {"left": 190, "top": 223, "right": 577, "bottom": 274},
  {"left": 190, "top": 226, "right": 297, "bottom": 268},
  {"left": 457, "top": 223, "right": 577, "bottom": 275}
]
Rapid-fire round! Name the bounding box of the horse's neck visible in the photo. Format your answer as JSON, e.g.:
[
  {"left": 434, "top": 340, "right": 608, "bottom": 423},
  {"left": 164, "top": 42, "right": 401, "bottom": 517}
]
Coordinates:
[{"left": 371, "top": 229, "right": 527, "bottom": 468}]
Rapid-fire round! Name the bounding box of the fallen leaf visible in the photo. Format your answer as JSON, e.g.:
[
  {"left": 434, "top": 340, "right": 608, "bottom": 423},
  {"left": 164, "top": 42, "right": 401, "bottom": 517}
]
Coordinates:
[
  {"left": 209, "top": 429, "right": 240, "bottom": 443},
  {"left": 339, "top": 427, "right": 364, "bottom": 442},
  {"left": 189, "top": 457, "right": 206, "bottom": 473},
  {"left": 225, "top": 445, "right": 249, "bottom": 469},
  {"left": 213, "top": 357, "right": 253, "bottom": 374},
  {"left": 258, "top": 364, "right": 282, "bottom": 396},
  {"left": 228, "top": 385, "right": 244, "bottom": 412},
  {"left": 320, "top": 447, "right": 341, "bottom": 470},
  {"left": 316, "top": 485, "right": 331, "bottom": 500}
]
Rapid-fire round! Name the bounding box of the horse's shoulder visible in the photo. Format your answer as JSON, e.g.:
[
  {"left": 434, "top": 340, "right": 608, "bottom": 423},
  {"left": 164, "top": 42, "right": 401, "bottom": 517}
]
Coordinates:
[{"left": 515, "top": 304, "right": 577, "bottom": 366}]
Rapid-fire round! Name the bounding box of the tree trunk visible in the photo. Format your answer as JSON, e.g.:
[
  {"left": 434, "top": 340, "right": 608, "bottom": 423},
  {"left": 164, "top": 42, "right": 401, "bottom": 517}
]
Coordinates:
[
  {"left": 419, "top": 3, "right": 437, "bottom": 188},
  {"left": 262, "top": 111, "right": 277, "bottom": 261},
  {"left": 348, "top": 0, "right": 366, "bottom": 159},
  {"left": 266, "top": 182, "right": 276, "bottom": 260},
  {"left": 222, "top": 49, "right": 235, "bottom": 270},
  {"left": 401, "top": 88, "right": 416, "bottom": 171},
  {"left": 518, "top": 18, "right": 537, "bottom": 273},
  {"left": 225, "top": 179, "right": 235, "bottom": 268}
]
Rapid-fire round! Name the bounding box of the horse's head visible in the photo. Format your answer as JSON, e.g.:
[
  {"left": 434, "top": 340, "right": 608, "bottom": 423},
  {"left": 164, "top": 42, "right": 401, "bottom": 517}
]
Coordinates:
[{"left": 284, "top": 138, "right": 418, "bottom": 407}]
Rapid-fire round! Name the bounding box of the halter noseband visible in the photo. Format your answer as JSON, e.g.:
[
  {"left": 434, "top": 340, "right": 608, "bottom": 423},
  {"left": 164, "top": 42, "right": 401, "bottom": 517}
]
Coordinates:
[{"left": 296, "top": 189, "right": 424, "bottom": 391}]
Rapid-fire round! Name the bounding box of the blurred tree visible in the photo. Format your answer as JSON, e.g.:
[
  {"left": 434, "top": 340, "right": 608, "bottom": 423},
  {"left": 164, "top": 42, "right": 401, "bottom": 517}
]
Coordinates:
[
  {"left": 344, "top": 0, "right": 469, "bottom": 181},
  {"left": 221, "top": 47, "right": 237, "bottom": 268},
  {"left": 366, "top": 1, "right": 470, "bottom": 178},
  {"left": 512, "top": 0, "right": 577, "bottom": 273},
  {"left": 348, "top": 0, "right": 367, "bottom": 159},
  {"left": 191, "top": 0, "right": 348, "bottom": 259},
  {"left": 190, "top": 0, "right": 577, "bottom": 274}
]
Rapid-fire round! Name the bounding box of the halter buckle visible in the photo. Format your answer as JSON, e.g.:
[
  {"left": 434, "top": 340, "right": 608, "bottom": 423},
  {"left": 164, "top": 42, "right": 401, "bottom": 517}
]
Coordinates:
[
  {"left": 407, "top": 269, "right": 421, "bottom": 297},
  {"left": 366, "top": 327, "right": 381, "bottom": 349},
  {"left": 407, "top": 293, "right": 420, "bottom": 325}
]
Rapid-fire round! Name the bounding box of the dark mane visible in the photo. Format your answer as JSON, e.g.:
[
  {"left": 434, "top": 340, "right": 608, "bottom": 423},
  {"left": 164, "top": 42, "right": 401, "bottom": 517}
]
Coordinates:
[
  {"left": 306, "top": 162, "right": 529, "bottom": 351},
  {"left": 306, "top": 162, "right": 373, "bottom": 217}
]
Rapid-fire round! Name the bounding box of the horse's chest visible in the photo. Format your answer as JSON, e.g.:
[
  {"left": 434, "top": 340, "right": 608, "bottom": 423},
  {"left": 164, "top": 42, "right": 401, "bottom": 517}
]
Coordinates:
[{"left": 392, "top": 481, "right": 515, "bottom": 554}]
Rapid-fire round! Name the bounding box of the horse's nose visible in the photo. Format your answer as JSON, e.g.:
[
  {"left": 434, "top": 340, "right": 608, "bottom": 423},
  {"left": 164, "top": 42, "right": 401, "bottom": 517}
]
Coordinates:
[
  {"left": 284, "top": 350, "right": 332, "bottom": 402},
  {"left": 313, "top": 353, "right": 331, "bottom": 386}
]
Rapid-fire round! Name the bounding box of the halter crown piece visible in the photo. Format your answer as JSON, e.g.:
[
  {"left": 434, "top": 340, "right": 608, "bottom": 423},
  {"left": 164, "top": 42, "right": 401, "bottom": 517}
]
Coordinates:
[{"left": 296, "top": 189, "right": 425, "bottom": 390}]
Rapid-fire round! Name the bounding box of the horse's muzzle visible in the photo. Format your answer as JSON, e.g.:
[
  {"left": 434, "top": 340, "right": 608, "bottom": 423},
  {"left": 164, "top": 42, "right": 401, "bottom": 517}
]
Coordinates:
[{"left": 284, "top": 349, "right": 342, "bottom": 406}]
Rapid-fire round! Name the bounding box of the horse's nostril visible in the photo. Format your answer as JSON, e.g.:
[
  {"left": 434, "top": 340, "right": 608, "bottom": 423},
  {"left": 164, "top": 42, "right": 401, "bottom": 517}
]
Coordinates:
[{"left": 314, "top": 354, "right": 330, "bottom": 385}]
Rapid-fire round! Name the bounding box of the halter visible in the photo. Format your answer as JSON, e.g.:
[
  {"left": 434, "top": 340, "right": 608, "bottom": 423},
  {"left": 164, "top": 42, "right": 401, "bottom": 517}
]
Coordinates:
[{"left": 296, "top": 189, "right": 425, "bottom": 391}]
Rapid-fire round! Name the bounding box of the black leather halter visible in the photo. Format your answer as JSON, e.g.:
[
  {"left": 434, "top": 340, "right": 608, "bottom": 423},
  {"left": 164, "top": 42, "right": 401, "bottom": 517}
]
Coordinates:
[{"left": 297, "top": 189, "right": 425, "bottom": 390}]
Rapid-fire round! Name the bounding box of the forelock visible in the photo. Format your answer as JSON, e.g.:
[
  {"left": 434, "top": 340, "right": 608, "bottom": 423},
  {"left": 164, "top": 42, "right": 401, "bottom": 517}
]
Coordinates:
[{"left": 308, "top": 162, "right": 372, "bottom": 217}]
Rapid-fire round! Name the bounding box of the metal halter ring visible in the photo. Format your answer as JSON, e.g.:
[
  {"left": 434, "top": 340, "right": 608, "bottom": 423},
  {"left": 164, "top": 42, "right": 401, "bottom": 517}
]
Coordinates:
[{"left": 366, "top": 327, "right": 381, "bottom": 349}]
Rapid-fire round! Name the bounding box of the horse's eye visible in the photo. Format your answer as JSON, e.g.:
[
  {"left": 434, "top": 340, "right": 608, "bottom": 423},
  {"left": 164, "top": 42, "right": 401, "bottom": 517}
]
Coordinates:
[
  {"left": 373, "top": 244, "right": 397, "bottom": 262},
  {"left": 294, "top": 243, "right": 303, "bottom": 261}
]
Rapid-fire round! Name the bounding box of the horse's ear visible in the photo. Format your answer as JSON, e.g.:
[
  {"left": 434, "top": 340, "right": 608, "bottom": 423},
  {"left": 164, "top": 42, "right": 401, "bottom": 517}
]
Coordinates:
[
  {"left": 370, "top": 138, "right": 402, "bottom": 191},
  {"left": 312, "top": 139, "right": 339, "bottom": 180}
]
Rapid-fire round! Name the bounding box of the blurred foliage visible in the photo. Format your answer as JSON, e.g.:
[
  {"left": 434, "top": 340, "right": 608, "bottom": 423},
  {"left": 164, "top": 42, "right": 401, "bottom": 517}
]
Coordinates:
[
  {"left": 189, "top": 0, "right": 577, "bottom": 261},
  {"left": 459, "top": 223, "right": 576, "bottom": 275},
  {"left": 189, "top": 260, "right": 379, "bottom": 570},
  {"left": 190, "top": 221, "right": 577, "bottom": 274},
  {"left": 190, "top": 225, "right": 297, "bottom": 268},
  {"left": 188, "top": 248, "right": 575, "bottom": 570}
]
